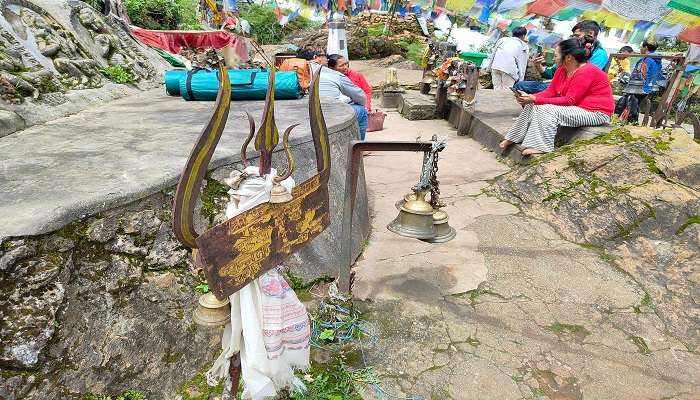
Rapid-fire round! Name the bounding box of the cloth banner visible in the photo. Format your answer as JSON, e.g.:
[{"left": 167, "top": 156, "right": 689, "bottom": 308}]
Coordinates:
[
  {"left": 551, "top": 7, "right": 584, "bottom": 20},
  {"left": 679, "top": 25, "right": 700, "bottom": 45},
  {"left": 527, "top": 0, "right": 567, "bottom": 16},
  {"left": 628, "top": 28, "right": 647, "bottom": 44},
  {"left": 601, "top": 0, "right": 669, "bottom": 20},
  {"left": 654, "top": 23, "right": 685, "bottom": 38},
  {"left": 131, "top": 27, "right": 245, "bottom": 54},
  {"left": 667, "top": 0, "right": 700, "bottom": 17},
  {"left": 497, "top": 0, "right": 535, "bottom": 12},
  {"left": 446, "top": 0, "right": 477, "bottom": 12},
  {"left": 566, "top": 0, "right": 602, "bottom": 10},
  {"left": 661, "top": 9, "right": 700, "bottom": 27}
]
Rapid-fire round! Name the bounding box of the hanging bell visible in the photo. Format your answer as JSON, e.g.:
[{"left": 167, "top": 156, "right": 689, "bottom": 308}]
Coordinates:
[
  {"left": 421, "top": 209, "right": 456, "bottom": 243},
  {"left": 193, "top": 292, "right": 231, "bottom": 326},
  {"left": 269, "top": 180, "right": 293, "bottom": 204},
  {"left": 395, "top": 192, "right": 417, "bottom": 210},
  {"left": 387, "top": 190, "right": 436, "bottom": 239}
]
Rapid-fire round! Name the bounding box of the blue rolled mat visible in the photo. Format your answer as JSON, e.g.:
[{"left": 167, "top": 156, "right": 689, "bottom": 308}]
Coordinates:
[
  {"left": 164, "top": 69, "right": 188, "bottom": 96},
  {"left": 179, "top": 69, "right": 301, "bottom": 101}
]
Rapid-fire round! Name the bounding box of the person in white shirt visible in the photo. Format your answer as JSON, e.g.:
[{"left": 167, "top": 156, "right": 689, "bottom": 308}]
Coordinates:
[{"left": 488, "top": 27, "right": 529, "bottom": 90}]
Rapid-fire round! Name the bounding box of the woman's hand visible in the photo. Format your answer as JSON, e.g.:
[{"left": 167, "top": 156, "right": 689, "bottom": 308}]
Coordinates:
[{"left": 515, "top": 91, "right": 536, "bottom": 105}]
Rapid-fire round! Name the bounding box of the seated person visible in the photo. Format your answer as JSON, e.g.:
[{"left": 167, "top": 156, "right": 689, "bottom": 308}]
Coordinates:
[
  {"left": 607, "top": 46, "right": 633, "bottom": 82},
  {"left": 500, "top": 37, "right": 614, "bottom": 156},
  {"left": 615, "top": 41, "right": 662, "bottom": 123},
  {"left": 514, "top": 20, "right": 609, "bottom": 94},
  {"left": 301, "top": 50, "right": 368, "bottom": 140},
  {"left": 327, "top": 54, "right": 373, "bottom": 110}
]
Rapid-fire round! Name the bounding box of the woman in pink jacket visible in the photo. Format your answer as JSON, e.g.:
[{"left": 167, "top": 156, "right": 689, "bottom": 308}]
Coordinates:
[{"left": 328, "top": 54, "right": 372, "bottom": 110}]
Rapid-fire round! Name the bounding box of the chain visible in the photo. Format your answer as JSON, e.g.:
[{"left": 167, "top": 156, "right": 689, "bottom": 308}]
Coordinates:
[{"left": 429, "top": 147, "right": 445, "bottom": 210}]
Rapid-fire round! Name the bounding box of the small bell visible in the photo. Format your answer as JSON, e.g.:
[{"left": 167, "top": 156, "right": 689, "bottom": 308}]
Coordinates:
[
  {"left": 193, "top": 292, "right": 231, "bottom": 326},
  {"left": 269, "top": 180, "right": 293, "bottom": 204},
  {"left": 421, "top": 209, "right": 456, "bottom": 243},
  {"left": 387, "top": 190, "right": 436, "bottom": 239},
  {"left": 623, "top": 77, "right": 647, "bottom": 95}
]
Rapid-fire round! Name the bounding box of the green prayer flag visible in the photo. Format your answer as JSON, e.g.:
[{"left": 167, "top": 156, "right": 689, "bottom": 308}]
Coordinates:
[
  {"left": 551, "top": 7, "right": 583, "bottom": 21},
  {"left": 667, "top": 0, "right": 700, "bottom": 17}
]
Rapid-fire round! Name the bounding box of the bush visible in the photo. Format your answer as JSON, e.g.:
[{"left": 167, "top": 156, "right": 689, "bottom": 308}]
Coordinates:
[
  {"left": 102, "top": 65, "right": 135, "bottom": 84},
  {"left": 123, "top": 0, "right": 180, "bottom": 30},
  {"left": 239, "top": 4, "right": 315, "bottom": 45},
  {"left": 396, "top": 40, "right": 427, "bottom": 66},
  {"left": 84, "top": 0, "right": 105, "bottom": 11}
]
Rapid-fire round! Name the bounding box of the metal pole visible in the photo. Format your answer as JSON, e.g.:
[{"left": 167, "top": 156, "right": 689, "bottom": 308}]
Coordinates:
[{"left": 339, "top": 140, "right": 435, "bottom": 293}]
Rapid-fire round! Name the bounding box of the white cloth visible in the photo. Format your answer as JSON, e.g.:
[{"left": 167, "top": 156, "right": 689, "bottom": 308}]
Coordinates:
[
  {"left": 491, "top": 69, "right": 517, "bottom": 90},
  {"left": 206, "top": 167, "right": 310, "bottom": 399},
  {"left": 489, "top": 36, "right": 529, "bottom": 82}
]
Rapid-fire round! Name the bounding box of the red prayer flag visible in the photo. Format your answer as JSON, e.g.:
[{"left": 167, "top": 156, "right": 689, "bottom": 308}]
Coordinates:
[
  {"left": 527, "top": 0, "right": 566, "bottom": 17},
  {"left": 679, "top": 25, "right": 700, "bottom": 45}
]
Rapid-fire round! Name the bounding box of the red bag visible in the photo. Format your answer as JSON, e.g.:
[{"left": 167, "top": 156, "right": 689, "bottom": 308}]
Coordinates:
[{"left": 367, "top": 109, "right": 386, "bottom": 132}]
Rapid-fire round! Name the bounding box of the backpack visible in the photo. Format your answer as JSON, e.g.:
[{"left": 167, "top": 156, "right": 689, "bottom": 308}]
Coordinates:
[{"left": 279, "top": 58, "right": 311, "bottom": 91}]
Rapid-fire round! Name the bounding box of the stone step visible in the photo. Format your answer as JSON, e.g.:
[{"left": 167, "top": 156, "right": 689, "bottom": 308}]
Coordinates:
[{"left": 397, "top": 90, "right": 438, "bottom": 120}]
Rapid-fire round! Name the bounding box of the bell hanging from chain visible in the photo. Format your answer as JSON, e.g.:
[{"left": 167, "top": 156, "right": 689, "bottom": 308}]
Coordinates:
[
  {"left": 193, "top": 291, "right": 231, "bottom": 326},
  {"left": 623, "top": 77, "right": 647, "bottom": 95},
  {"left": 421, "top": 209, "right": 456, "bottom": 243},
  {"left": 387, "top": 190, "right": 436, "bottom": 239}
]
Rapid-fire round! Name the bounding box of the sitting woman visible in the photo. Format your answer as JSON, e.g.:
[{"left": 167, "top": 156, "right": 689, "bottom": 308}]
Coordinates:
[
  {"left": 500, "top": 37, "right": 614, "bottom": 156},
  {"left": 328, "top": 54, "right": 372, "bottom": 110}
]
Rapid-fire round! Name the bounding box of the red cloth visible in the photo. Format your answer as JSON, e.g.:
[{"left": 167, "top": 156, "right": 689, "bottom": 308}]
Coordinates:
[
  {"left": 131, "top": 27, "right": 240, "bottom": 53},
  {"left": 527, "top": 0, "right": 566, "bottom": 17},
  {"left": 346, "top": 68, "right": 372, "bottom": 110},
  {"left": 679, "top": 26, "right": 700, "bottom": 45},
  {"left": 534, "top": 63, "right": 614, "bottom": 115}
]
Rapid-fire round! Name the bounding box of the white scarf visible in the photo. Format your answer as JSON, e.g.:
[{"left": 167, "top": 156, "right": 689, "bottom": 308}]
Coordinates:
[{"left": 206, "top": 166, "right": 310, "bottom": 399}]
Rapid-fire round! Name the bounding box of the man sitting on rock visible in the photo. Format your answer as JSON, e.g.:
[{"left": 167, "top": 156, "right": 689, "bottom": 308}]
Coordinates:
[{"left": 299, "top": 49, "right": 368, "bottom": 140}]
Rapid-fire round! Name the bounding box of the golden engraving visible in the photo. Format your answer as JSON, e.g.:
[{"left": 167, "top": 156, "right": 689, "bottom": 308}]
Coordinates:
[{"left": 219, "top": 226, "right": 273, "bottom": 284}]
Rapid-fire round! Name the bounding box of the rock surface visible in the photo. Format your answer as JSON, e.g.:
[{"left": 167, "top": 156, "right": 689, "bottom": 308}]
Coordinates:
[{"left": 492, "top": 126, "right": 700, "bottom": 351}]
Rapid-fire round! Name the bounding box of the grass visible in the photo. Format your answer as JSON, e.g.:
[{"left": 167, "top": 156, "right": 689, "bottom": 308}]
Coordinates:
[
  {"left": 395, "top": 40, "right": 427, "bottom": 66},
  {"left": 628, "top": 335, "right": 651, "bottom": 355},
  {"left": 676, "top": 215, "right": 700, "bottom": 235},
  {"left": 366, "top": 23, "right": 386, "bottom": 37},
  {"left": 199, "top": 173, "right": 229, "bottom": 226},
  {"left": 102, "top": 65, "right": 135, "bottom": 84},
  {"left": 82, "top": 390, "right": 146, "bottom": 400}
]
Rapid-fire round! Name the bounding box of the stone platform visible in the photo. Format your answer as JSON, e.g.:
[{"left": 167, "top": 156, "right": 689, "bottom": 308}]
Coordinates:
[
  {"left": 397, "top": 90, "right": 438, "bottom": 120},
  {"left": 0, "top": 90, "right": 370, "bottom": 399},
  {"left": 445, "top": 90, "right": 610, "bottom": 163}
]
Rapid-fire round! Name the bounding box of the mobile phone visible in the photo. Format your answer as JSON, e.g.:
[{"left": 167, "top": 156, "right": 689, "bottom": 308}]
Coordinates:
[
  {"left": 510, "top": 86, "right": 520, "bottom": 94},
  {"left": 536, "top": 45, "right": 543, "bottom": 57}
]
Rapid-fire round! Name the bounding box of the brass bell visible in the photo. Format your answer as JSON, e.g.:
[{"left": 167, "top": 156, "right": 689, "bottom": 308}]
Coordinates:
[
  {"left": 623, "top": 77, "right": 647, "bottom": 95},
  {"left": 387, "top": 190, "right": 436, "bottom": 239},
  {"left": 193, "top": 292, "right": 231, "bottom": 326},
  {"left": 395, "top": 192, "right": 417, "bottom": 210},
  {"left": 421, "top": 209, "right": 456, "bottom": 243},
  {"left": 269, "top": 180, "right": 293, "bottom": 204}
]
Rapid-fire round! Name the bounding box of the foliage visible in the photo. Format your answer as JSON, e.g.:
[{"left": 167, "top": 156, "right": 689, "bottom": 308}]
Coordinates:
[
  {"left": 124, "top": 0, "right": 181, "bottom": 30},
  {"left": 395, "top": 40, "right": 427, "bottom": 66},
  {"left": 366, "top": 23, "right": 386, "bottom": 38},
  {"left": 82, "top": 390, "right": 146, "bottom": 400},
  {"left": 285, "top": 355, "right": 379, "bottom": 400},
  {"left": 102, "top": 65, "right": 135, "bottom": 84},
  {"left": 199, "top": 173, "right": 229, "bottom": 226},
  {"left": 238, "top": 4, "right": 315, "bottom": 45},
  {"left": 656, "top": 38, "right": 689, "bottom": 54},
  {"left": 195, "top": 282, "right": 209, "bottom": 293},
  {"left": 84, "top": 0, "right": 105, "bottom": 11},
  {"left": 177, "top": 370, "right": 228, "bottom": 400}
]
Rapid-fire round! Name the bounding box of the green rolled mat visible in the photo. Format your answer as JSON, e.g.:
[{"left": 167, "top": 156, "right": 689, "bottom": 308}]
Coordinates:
[
  {"left": 164, "top": 69, "right": 188, "bottom": 96},
  {"left": 179, "top": 69, "right": 302, "bottom": 101}
]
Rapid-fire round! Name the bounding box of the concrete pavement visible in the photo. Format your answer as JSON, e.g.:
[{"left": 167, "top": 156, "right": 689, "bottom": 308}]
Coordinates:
[{"left": 352, "top": 112, "right": 700, "bottom": 399}]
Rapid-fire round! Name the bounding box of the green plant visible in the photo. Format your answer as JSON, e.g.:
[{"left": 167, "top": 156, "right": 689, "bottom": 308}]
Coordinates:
[
  {"left": 82, "top": 390, "right": 147, "bottom": 400},
  {"left": 175, "top": 0, "right": 201, "bottom": 30},
  {"left": 124, "top": 0, "right": 181, "bottom": 30},
  {"left": 238, "top": 4, "right": 316, "bottom": 45},
  {"left": 102, "top": 65, "right": 135, "bottom": 84},
  {"left": 366, "top": 23, "right": 386, "bottom": 37},
  {"left": 84, "top": 0, "right": 105, "bottom": 11},
  {"left": 288, "top": 356, "right": 379, "bottom": 400},
  {"left": 195, "top": 282, "right": 209, "bottom": 293},
  {"left": 395, "top": 40, "right": 427, "bottom": 66}
]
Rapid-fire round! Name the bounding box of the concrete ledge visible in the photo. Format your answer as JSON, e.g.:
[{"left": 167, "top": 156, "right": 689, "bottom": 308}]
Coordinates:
[
  {"left": 456, "top": 90, "right": 611, "bottom": 163},
  {"left": 398, "top": 90, "right": 437, "bottom": 120}
]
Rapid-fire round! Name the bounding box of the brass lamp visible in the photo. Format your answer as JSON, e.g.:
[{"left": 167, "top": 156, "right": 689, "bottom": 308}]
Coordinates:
[
  {"left": 193, "top": 292, "right": 231, "bottom": 326},
  {"left": 387, "top": 190, "right": 436, "bottom": 239}
]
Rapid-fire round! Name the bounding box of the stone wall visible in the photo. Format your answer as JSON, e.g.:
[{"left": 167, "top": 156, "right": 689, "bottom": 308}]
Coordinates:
[
  {"left": 0, "top": 0, "right": 168, "bottom": 136},
  {"left": 0, "top": 117, "right": 370, "bottom": 399}
]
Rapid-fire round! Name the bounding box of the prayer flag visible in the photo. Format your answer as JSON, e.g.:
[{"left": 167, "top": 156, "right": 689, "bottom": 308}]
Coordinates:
[
  {"left": 551, "top": 7, "right": 584, "bottom": 20},
  {"left": 527, "top": 0, "right": 566, "bottom": 16},
  {"left": 446, "top": 0, "right": 476, "bottom": 12},
  {"left": 667, "top": 0, "right": 700, "bottom": 17},
  {"left": 661, "top": 9, "right": 700, "bottom": 26},
  {"left": 679, "top": 25, "right": 700, "bottom": 45},
  {"left": 654, "top": 23, "right": 685, "bottom": 38}
]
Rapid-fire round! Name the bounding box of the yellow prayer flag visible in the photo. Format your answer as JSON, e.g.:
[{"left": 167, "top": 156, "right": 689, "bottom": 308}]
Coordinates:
[{"left": 446, "top": 0, "right": 476, "bottom": 12}]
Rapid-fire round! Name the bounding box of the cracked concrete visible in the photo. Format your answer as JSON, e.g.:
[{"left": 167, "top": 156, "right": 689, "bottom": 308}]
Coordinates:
[{"left": 352, "top": 112, "right": 700, "bottom": 399}]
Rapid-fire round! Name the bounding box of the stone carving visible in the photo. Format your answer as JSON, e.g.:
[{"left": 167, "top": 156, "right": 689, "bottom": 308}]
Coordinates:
[
  {"left": 17, "top": 6, "right": 104, "bottom": 89},
  {"left": 0, "top": 31, "right": 60, "bottom": 103},
  {"left": 74, "top": 5, "right": 155, "bottom": 81}
]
